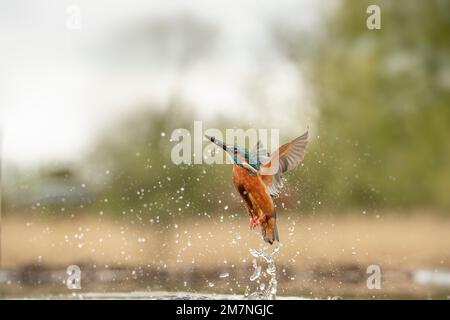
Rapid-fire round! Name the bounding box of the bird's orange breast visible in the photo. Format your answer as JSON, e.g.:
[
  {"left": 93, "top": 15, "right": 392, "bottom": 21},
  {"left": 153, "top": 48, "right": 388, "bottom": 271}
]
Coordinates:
[{"left": 232, "top": 164, "right": 274, "bottom": 218}]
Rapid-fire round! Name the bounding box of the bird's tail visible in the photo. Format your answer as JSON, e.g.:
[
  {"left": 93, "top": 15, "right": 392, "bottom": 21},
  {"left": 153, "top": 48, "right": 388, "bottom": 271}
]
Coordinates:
[
  {"left": 273, "top": 217, "right": 280, "bottom": 242},
  {"left": 262, "top": 211, "right": 279, "bottom": 245}
]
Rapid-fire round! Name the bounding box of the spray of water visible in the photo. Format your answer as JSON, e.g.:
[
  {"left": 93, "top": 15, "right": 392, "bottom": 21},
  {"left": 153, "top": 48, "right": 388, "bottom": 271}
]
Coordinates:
[{"left": 244, "top": 243, "right": 282, "bottom": 300}]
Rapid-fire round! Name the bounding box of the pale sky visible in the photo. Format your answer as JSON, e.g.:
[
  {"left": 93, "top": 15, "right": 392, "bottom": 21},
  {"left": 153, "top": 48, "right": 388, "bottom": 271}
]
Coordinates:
[{"left": 1, "top": 0, "right": 327, "bottom": 168}]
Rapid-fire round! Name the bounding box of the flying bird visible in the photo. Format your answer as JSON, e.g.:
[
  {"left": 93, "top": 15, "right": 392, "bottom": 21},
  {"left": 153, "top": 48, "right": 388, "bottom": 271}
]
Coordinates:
[{"left": 205, "top": 130, "right": 308, "bottom": 244}]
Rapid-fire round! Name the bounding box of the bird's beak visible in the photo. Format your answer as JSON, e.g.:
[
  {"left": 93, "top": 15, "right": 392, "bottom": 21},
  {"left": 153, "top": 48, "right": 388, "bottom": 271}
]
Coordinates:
[
  {"left": 204, "top": 134, "right": 258, "bottom": 174},
  {"left": 204, "top": 134, "right": 229, "bottom": 152}
]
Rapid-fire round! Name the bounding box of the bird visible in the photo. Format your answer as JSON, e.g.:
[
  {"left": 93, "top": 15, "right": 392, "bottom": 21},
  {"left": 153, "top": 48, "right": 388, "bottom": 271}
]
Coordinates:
[{"left": 205, "top": 130, "right": 309, "bottom": 244}]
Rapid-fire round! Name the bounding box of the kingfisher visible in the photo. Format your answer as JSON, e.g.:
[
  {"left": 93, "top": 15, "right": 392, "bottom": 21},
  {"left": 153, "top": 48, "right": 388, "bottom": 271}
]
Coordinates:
[{"left": 205, "top": 130, "right": 309, "bottom": 244}]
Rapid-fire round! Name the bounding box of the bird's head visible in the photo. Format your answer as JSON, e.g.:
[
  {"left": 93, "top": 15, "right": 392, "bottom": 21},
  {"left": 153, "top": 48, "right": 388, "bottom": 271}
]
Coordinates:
[{"left": 204, "top": 134, "right": 258, "bottom": 174}]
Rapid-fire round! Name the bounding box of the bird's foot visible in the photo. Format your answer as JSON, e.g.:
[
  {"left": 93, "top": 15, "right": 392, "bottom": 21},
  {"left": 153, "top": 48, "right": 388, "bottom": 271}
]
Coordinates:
[
  {"left": 249, "top": 217, "right": 256, "bottom": 229},
  {"left": 249, "top": 213, "right": 268, "bottom": 229}
]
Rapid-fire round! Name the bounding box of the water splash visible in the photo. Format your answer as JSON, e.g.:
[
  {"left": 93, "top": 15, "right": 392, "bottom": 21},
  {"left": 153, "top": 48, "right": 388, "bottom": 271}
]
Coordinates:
[
  {"left": 249, "top": 260, "right": 261, "bottom": 281},
  {"left": 245, "top": 243, "right": 282, "bottom": 300}
]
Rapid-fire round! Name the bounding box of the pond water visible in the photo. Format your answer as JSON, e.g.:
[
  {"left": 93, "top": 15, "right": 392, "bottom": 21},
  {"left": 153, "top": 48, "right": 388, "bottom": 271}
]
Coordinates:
[
  {"left": 3, "top": 247, "right": 450, "bottom": 299},
  {"left": 48, "top": 291, "right": 310, "bottom": 300}
]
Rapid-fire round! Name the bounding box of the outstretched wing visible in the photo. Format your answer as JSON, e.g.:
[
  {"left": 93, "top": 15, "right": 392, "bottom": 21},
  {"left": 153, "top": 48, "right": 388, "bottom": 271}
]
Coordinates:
[
  {"left": 248, "top": 140, "right": 270, "bottom": 169},
  {"left": 260, "top": 130, "right": 309, "bottom": 197}
]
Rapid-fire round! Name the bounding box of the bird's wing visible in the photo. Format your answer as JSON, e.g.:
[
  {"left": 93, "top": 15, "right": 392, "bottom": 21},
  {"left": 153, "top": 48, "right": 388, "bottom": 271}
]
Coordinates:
[
  {"left": 249, "top": 140, "right": 270, "bottom": 168},
  {"left": 260, "top": 130, "right": 309, "bottom": 197}
]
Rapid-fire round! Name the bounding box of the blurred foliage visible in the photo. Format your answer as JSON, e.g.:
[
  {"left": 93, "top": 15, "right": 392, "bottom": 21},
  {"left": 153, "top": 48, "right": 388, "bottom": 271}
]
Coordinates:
[
  {"left": 83, "top": 100, "right": 238, "bottom": 220},
  {"left": 282, "top": 0, "right": 450, "bottom": 211},
  {"left": 4, "top": 1, "right": 450, "bottom": 216}
]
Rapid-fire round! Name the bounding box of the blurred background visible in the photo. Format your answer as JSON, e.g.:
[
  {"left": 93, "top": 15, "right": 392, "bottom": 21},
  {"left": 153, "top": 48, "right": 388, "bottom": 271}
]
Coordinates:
[{"left": 1, "top": 0, "right": 450, "bottom": 299}]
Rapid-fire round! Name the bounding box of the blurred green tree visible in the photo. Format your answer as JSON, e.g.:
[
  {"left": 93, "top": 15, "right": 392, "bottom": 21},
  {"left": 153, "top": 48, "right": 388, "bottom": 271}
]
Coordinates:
[
  {"left": 281, "top": 0, "right": 450, "bottom": 211},
  {"left": 86, "top": 100, "right": 238, "bottom": 220}
]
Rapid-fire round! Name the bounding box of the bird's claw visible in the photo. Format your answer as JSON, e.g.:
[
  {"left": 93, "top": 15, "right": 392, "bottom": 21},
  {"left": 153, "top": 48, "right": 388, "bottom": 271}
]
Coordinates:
[{"left": 249, "top": 213, "right": 267, "bottom": 229}]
